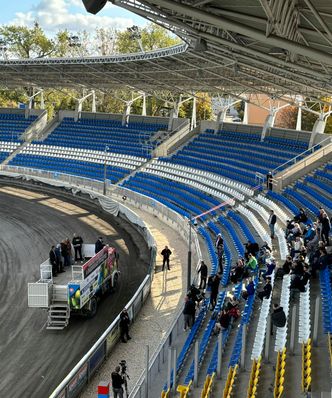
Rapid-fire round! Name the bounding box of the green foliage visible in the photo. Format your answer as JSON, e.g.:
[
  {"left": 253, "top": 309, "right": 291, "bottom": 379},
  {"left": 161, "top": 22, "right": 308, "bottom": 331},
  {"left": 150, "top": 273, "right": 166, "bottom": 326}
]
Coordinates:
[{"left": 115, "top": 23, "right": 180, "bottom": 53}]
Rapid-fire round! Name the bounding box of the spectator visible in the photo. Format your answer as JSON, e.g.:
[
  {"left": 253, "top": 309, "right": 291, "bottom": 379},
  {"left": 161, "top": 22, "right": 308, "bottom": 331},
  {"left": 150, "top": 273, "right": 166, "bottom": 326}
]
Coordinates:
[
  {"left": 111, "top": 366, "right": 125, "bottom": 398},
  {"left": 225, "top": 296, "right": 240, "bottom": 320},
  {"left": 276, "top": 255, "right": 292, "bottom": 278},
  {"left": 266, "top": 171, "right": 273, "bottom": 191},
  {"left": 321, "top": 213, "right": 331, "bottom": 245},
  {"left": 55, "top": 243, "right": 64, "bottom": 273},
  {"left": 260, "top": 259, "right": 276, "bottom": 280},
  {"left": 294, "top": 208, "right": 308, "bottom": 224},
  {"left": 244, "top": 241, "right": 259, "bottom": 260},
  {"left": 95, "top": 237, "right": 105, "bottom": 254},
  {"left": 215, "top": 233, "right": 224, "bottom": 249},
  {"left": 268, "top": 210, "right": 277, "bottom": 239},
  {"left": 72, "top": 233, "right": 83, "bottom": 262},
  {"left": 61, "top": 240, "right": 70, "bottom": 267},
  {"left": 188, "top": 284, "right": 203, "bottom": 306},
  {"left": 217, "top": 245, "right": 224, "bottom": 274},
  {"left": 119, "top": 308, "right": 131, "bottom": 343},
  {"left": 290, "top": 236, "right": 304, "bottom": 258},
  {"left": 183, "top": 295, "right": 196, "bottom": 331},
  {"left": 161, "top": 245, "right": 172, "bottom": 271},
  {"left": 271, "top": 303, "right": 286, "bottom": 335},
  {"left": 66, "top": 238, "right": 73, "bottom": 266},
  {"left": 230, "top": 259, "right": 245, "bottom": 283},
  {"left": 257, "top": 277, "right": 272, "bottom": 301},
  {"left": 49, "top": 245, "right": 58, "bottom": 277},
  {"left": 213, "top": 309, "right": 231, "bottom": 335},
  {"left": 209, "top": 273, "right": 220, "bottom": 310},
  {"left": 198, "top": 260, "right": 208, "bottom": 289},
  {"left": 246, "top": 253, "right": 258, "bottom": 275},
  {"left": 242, "top": 277, "right": 255, "bottom": 300}
]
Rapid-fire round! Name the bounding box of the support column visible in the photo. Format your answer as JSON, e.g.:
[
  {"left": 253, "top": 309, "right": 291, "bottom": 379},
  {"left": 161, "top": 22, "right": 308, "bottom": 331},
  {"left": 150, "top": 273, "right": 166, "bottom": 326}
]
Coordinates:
[
  {"left": 243, "top": 101, "right": 249, "bottom": 124},
  {"left": 122, "top": 102, "right": 131, "bottom": 127},
  {"left": 142, "top": 93, "right": 147, "bottom": 116},
  {"left": 296, "top": 102, "right": 302, "bottom": 131},
  {"left": 91, "top": 90, "right": 96, "bottom": 113},
  {"left": 309, "top": 114, "right": 326, "bottom": 148},
  {"left": 261, "top": 109, "right": 276, "bottom": 142},
  {"left": 191, "top": 96, "right": 197, "bottom": 130}
]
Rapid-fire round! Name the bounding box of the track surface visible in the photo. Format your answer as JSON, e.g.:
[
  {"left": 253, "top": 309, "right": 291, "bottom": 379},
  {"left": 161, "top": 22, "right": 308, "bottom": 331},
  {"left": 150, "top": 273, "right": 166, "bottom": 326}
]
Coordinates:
[{"left": 0, "top": 186, "right": 149, "bottom": 398}]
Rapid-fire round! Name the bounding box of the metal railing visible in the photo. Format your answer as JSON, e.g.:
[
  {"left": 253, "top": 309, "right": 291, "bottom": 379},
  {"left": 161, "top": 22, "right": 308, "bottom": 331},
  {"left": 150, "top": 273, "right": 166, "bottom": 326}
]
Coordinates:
[
  {"left": 272, "top": 136, "right": 332, "bottom": 175},
  {"left": 0, "top": 165, "right": 203, "bottom": 398}
]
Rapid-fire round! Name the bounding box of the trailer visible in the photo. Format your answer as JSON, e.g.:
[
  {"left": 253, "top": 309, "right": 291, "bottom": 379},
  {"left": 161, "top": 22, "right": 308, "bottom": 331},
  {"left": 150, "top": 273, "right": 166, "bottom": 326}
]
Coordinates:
[{"left": 28, "top": 244, "right": 119, "bottom": 330}]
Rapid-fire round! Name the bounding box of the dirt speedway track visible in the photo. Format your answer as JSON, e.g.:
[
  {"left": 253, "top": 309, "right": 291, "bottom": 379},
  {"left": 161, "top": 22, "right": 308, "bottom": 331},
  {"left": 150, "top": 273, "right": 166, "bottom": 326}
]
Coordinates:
[{"left": 0, "top": 184, "right": 149, "bottom": 398}]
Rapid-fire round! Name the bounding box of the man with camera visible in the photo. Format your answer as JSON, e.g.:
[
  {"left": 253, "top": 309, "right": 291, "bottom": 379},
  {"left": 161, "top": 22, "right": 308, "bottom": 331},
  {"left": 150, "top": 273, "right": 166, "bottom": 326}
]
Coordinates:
[{"left": 111, "top": 365, "right": 125, "bottom": 398}]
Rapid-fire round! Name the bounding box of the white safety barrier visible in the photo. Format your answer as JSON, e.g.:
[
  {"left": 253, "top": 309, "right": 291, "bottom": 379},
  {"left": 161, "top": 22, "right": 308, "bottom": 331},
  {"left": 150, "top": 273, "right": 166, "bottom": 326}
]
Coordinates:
[
  {"left": 251, "top": 271, "right": 275, "bottom": 360},
  {"left": 274, "top": 275, "right": 291, "bottom": 352}
]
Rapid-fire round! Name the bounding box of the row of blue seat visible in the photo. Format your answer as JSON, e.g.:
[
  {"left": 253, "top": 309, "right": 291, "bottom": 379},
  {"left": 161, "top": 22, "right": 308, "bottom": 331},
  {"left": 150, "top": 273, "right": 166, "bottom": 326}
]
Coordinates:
[
  {"left": 10, "top": 155, "right": 129, "bottom": 183},
  {"left": 296, "top": 182, "right": 332, "bottom": 211},
  {"left": 183, "top": 292, "right": 226, "bottom": 385},
  {"left": 229, "top": 277, "right": 258, "bottom": 367},
  {"left": 162, "top": 299, "right": 210, "bottom": 392},
  {"left": 319, "top": 268, "right": 332, "bottom": 334},
  {"left": 199, "top": 132, "right": 305, "bottom": 154},
  {"left": 218, "top": 216, "right": 245, "bottom": 257},
  {"left": 206, "top": 222, "right": 232, "bottom": 286},
  {"left": 227, "top": 211, "right": 256, "bottom": 244},
  {"left": 62, "top": 117, "right": 166, "bottom": 130},
  {"left": 284, "top": 188, "right": 319, "bottom": 216},
  {"left": 188, "top": 137, "right": 296, "bottom": 162}
]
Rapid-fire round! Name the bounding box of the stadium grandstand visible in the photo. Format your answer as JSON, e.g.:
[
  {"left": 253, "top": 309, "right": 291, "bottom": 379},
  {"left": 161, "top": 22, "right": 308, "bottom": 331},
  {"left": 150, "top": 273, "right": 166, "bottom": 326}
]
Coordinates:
[{"left": 0, "top": 1, "right": 332, "bottom": 398}]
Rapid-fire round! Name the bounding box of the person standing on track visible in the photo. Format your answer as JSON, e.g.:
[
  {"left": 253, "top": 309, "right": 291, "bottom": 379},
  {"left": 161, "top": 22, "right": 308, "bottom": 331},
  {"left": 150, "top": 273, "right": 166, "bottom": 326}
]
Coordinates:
[
  {"left": 161, "top": 245, "right": 172, "bottom": 271},
  {"left": 72, "top": 233, "right": 83, "bottom": 262},
  {"left": 49, "top": 245, "right": 58, "bottom": 276}
]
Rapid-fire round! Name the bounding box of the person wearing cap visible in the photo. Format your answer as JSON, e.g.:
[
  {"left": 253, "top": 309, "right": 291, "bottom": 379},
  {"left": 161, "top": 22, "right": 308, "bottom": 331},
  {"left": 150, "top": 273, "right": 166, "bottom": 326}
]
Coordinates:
[
  {"left": 111, "top": 365, "right": 125, "bottom": 397},
  {"left": 257, "top": 277, "right": 272, "bottom": 300}
]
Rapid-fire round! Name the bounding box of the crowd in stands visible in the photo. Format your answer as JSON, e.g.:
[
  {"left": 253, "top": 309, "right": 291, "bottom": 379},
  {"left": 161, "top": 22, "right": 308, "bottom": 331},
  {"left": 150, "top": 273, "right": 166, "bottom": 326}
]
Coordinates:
[{"left": 183, "top": 205, "right": 331, "bottom": 335}]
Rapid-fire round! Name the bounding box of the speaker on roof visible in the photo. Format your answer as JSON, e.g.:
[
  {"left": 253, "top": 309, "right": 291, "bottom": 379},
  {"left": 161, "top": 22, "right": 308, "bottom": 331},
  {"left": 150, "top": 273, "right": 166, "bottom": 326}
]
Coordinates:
[{"left": 82, "top": 0, "right": 108, "bottom": 14}]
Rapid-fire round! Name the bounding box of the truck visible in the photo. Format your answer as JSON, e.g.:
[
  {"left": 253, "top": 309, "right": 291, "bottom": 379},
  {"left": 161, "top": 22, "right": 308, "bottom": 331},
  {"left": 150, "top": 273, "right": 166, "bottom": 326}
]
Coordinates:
[{"left": 28, "top": 244, "right": 119, "bottom": 330}]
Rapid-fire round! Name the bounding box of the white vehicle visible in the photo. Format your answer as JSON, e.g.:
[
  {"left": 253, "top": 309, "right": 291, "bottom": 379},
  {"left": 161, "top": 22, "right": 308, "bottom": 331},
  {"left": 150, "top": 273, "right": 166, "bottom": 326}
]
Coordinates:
[{"left": 28, "top": 244, "right": 119, "bottom": 330}]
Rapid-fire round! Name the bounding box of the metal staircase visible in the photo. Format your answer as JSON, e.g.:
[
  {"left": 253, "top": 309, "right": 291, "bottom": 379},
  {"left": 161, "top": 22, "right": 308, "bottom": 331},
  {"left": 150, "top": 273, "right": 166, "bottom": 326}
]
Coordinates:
[{"left": 46, "top": 285, "right": 70, "bottom": 330}]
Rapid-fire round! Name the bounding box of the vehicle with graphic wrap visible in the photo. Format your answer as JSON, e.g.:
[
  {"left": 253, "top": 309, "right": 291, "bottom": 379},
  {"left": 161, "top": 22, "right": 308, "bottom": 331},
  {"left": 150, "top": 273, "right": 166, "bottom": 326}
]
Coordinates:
[{"left": 27, "top": 244, "right": 119, "bottom": 329}]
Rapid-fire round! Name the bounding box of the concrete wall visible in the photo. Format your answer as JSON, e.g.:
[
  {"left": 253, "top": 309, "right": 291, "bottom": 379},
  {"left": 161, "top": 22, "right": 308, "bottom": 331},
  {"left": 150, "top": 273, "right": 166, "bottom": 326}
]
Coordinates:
[{"left": 22, "top": 110, "right": 48, "bottom": 142}]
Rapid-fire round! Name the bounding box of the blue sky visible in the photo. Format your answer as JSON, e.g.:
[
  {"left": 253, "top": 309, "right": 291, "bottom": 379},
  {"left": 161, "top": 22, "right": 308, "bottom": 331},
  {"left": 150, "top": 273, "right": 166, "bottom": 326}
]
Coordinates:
[{"left": 0, "top": 0, "right": 147, "bottom": 34}]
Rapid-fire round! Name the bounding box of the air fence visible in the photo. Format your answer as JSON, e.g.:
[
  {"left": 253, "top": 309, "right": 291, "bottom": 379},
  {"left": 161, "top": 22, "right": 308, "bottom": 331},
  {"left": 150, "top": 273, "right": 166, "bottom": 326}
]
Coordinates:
[{"left": 0, "top": 165, "right": 202, "bottom": 398}]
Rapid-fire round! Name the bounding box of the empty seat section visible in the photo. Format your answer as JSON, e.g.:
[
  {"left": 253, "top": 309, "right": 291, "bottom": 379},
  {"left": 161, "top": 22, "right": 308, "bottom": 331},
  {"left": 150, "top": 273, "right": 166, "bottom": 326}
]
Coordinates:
[{"left": 0, "top": 113, "right": 37, "bottom": 142}]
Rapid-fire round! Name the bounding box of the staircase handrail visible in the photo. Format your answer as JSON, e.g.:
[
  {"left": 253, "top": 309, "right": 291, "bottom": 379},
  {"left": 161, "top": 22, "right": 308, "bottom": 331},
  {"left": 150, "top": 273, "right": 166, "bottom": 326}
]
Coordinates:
[{"left": 272, "top": 136, "right": 332, "bottom": 175}]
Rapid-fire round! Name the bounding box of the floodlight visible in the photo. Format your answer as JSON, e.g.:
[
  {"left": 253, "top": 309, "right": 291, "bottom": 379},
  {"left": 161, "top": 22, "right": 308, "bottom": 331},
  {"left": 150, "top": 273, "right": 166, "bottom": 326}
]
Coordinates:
[{"left": 82, "top": 0, "right": 108, "bottom": 15}]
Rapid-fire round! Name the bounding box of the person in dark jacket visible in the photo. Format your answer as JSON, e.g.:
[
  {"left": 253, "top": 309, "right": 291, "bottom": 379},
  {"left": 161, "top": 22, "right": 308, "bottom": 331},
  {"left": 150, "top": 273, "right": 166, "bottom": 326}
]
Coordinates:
[
  {"left": 198, "top": 260, "right": 208, "bottom": 289},
  {"left": 268, "top": 210, "right": 277, "bottom": 239},
  {"left": 55, "top": 243, "right": 64, "bottom": 273},
  {"left": 271, "top": 303, "right": 286, "bottom": 335},
  {"left": 161, "top": 246, "right": 172, "bottom": 271},
  {"left": 72, "top": 233, "right": 83, "bottom": 262},
  {"left": 321, "top": 213, "right": 331, "bottom": 245},
  {"left": 61, "top": 240, "right": 70, "bottom": 267},
  {"left": 119, "top": 308, "right": 131, "bottom": 343},
  {"left": 257, "top": 277, "right": 272, "bottom": 301},
  {"left": 294, "top": 208, "right": 308, "bottom": 224},
  {"left": 183, "top": 295, "right": 196, "bottom": 331},
  {"left": 266, "top": 172, "right": 273, "bottom": 191},
  {"left": 49, "top": 245, "right": 58, "bottom": 276},
  {"left": 111, "top": 366, "right": 125, "bottom": 398},
  {"left": 95, "top": 237, "right": 105, "bottom": 254},
  {"left": 276, "top": 256, "right": 292, "bottom": 278},
  {"left": 230, "top": 259, "right": 245, "bottom": 283},
  {"left": 209, "top": 274, "right": 220, "bottom": 310}
]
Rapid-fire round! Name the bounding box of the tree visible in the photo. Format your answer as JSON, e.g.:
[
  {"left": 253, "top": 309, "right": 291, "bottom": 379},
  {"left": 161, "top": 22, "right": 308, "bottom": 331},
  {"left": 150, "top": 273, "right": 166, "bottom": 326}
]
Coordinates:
[
  {"left": 0, "top": 22, "right": 69, "bottom": 58},
  {"left": 115, "top": 23, "right": 181, "bottom": 53},
  {"left": 178, "top": 93, "right": 213, "bottom": 121}
]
